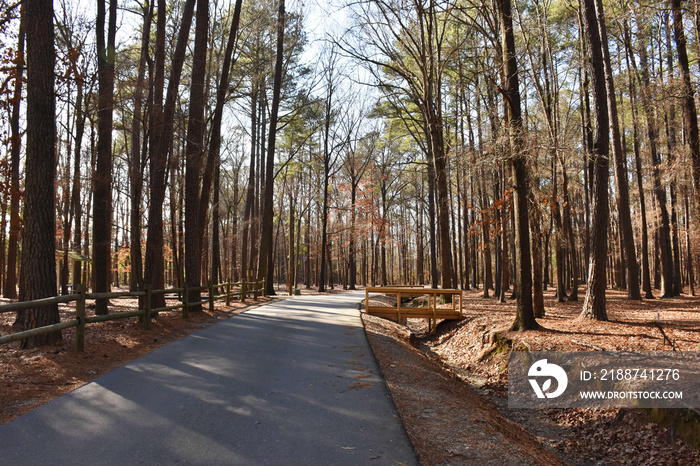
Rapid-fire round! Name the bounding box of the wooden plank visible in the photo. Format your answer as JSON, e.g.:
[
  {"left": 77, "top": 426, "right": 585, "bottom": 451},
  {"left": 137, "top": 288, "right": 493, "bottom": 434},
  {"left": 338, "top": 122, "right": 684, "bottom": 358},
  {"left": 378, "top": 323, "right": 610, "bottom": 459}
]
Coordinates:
[
  {"left": 85, "top": 291, "right": 145, "bottom": 300},
  {"left": 0, "top": 294, "right": 79, "bottom": 313},
  {"left": 365, "top": 307, "right": 462, "bottom": 319},
  {"left": 0, "top": 319, "right": 79, "bottom": 346},
  {"left": 84, "top": 309, "right": 146, "bottom": 324}
]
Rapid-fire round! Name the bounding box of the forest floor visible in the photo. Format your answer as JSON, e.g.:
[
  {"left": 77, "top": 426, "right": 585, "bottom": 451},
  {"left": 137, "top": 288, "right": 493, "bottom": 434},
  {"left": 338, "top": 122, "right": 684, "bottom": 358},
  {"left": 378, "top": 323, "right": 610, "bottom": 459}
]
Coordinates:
[
  {"left": 362, "top": 288, "right": 700, "bottom": 465},
  {"left": 1, "top": 285, "right": 699, "bottom": 465}
]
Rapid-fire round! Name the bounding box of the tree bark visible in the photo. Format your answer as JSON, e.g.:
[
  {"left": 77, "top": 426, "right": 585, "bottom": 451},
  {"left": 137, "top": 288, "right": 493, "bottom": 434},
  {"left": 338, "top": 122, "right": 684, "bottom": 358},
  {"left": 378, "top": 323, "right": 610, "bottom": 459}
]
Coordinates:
[{"left": 19, "top": 0, "right": 60, "bottom": 346}]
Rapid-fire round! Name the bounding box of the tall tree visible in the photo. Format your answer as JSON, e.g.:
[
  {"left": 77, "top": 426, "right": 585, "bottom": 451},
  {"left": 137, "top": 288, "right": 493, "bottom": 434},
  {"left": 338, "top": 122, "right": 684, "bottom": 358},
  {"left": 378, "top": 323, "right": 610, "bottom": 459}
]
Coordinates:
[
  {"left": 632, "top": 12, "right": 674, "bottom": 298},
  {"left": 143, "top": 0, "right": 196, "bottom": 305},
  {"left": 497, "top": 0, "right": 536, "bottom": 331},
  {"left": 622, "top": 19, "right": 654, "bottom": 299},
  {"left": 204, "top": 0, "right": 243, "bottom": 286},
  {"left": 258, "top": 0, "right": 285, "bottom": 296},
  {"left": 18, "top": 0, "right": 60, "bottom": 346},
  {"left": 600, "top": 0, "right": 640, "bottom": 301},
  {"left": 93, "top": 0, "right": 117, "bottom": 315},
  {"left": 318, "top": 46, "right": 341, "bottom": 293},
  {"left": 4, "top": 2, "right": 24, "bottom": 299},
  {"left": 580, "top": 0, "right": 610, "bottom": 320},
  {"left": 128, "top": 0, "right": 153, "bottom": 292},
  {"left": 184, "top": 0, "right": 209, "bottom": 310}
]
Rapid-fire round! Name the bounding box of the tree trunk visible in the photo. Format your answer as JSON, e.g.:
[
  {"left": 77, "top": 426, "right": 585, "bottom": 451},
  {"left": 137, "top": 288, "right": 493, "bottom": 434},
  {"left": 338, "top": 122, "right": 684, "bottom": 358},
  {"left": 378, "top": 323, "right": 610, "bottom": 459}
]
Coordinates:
[
  {"left": 143, "top": 0, "right": 195, "bottom": 307},
  {"left": 685, "top": 194, "right": 695, "bottom": 295},
  {"left": 128, "top": 0, "right": 153, "bottom": 292},
  {"left": 258, "top": 0, "right": 285, "bottom": 296},
  {"left": 497, "top": 0, "right": 536, "bottom": 330},
  {"left": 4, "top": 3, "right": 24, "bottom": 299},
  {"left": 600, "top": 3, "right": 640, "bottom": 301},
  {"left": 93, "top": 0, "right": 117, "bottom": 315},
  {"left": 18, "top": 0, "right": 60, "bottom": 346},
  {"left": 633, "top": 15, "right": 674, "bottom": 298},
  {"left": 211, "top": 164, "right": 221, "bottom": 286},
  {"left": 580, "top": 0, "right": 610, "bottom": 321},
  {"left": 241, "top": 86, "right": 257, "bottom": 283},
  {"left": 622, "top": 22, "right": 654, "bottom": 299},
  {"left": 184, "top": 0, "right": 209, "bottom": 311},
  {"left": 349, "top": 177, "right": 358, "bottom": 290}
]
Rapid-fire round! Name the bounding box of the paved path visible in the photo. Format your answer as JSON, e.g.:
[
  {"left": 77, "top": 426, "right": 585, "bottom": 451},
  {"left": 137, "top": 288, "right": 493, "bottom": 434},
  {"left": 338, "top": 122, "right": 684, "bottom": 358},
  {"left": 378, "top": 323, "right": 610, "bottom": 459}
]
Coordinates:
[{"left": 0, "top": 291, "right": 418, "bottom": 465}]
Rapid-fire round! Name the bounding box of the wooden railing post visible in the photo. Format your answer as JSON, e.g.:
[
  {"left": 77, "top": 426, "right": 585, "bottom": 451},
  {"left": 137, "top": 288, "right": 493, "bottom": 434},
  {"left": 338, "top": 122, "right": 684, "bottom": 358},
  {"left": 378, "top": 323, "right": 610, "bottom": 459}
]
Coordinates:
[
  {"left": 183, "top": 285, "right": 190, "bottom": 318},
  {"left": 397, "top": 292, "right": 402, "bottom": 322},
  {"left": 459, "top": 291, "right": 463, "bottom": 317},
  {"left": 209, "top": 283, "right": 215, "bottom": 310},
  {"left": 253, "top": 280, "right": 258, "bottom": 300},
  {"left": 75, "top": 284, "right": 86, "bottom": 352},
  {"left": 241, "top": 281, "right": 247, "bottom": 303},
  {"left": 225, "top": 281, "right": 231, "bottom": 306},
  {"left": 262, "top": 278, "right": 267, "bottom": 297},
  {"left": 144, "top": 285, "right": 152, "bottom": 330}
]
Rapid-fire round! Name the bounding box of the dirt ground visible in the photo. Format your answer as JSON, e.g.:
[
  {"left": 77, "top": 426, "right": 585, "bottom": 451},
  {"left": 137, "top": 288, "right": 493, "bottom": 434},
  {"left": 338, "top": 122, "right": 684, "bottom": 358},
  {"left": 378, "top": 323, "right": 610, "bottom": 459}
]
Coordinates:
[{"left": 1, "top": 285, "right": 700, "bottom": 465}]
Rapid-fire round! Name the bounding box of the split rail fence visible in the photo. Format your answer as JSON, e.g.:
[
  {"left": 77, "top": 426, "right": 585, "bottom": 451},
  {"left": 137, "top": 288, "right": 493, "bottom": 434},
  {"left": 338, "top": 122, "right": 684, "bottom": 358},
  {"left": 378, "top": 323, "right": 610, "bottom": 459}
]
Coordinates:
[{"left": 0, "top": 280, "right": 265, "bottom": 351}]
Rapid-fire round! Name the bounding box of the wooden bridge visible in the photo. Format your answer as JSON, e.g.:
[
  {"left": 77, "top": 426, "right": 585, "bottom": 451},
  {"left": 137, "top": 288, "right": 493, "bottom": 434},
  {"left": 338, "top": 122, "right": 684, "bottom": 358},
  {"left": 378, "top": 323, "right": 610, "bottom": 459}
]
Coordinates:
[{"left": 363, "top": 286, "right": 463, "bottom": 323}]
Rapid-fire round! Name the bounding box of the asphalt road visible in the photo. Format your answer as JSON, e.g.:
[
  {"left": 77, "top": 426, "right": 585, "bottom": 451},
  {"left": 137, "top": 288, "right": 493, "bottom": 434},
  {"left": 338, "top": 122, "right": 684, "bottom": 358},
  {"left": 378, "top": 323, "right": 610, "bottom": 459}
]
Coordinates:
[{"left": 0, "top": 291, "right": 418, "bottom": 465}]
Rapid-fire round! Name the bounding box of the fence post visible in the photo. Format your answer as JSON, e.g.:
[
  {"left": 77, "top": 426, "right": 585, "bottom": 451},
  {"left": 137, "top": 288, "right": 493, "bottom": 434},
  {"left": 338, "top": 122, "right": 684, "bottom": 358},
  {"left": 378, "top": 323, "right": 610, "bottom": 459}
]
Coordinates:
[
  {"left": 262, "top": 278, "right": 267, "bottom": 297},
  {"left": 253, "top": 280, "right": 258, "bottom": 300},
  {"left": 225, "top": 281, "right": 231, "bottom": 306},
  {"left": 144, "top": 285, "right": 152, "bottom": 330},
  {"left": 241, "top": 281, "right": 247, "bottom": 303},
  {"left": 183, "top": 285, "right": 190, "bottom": 319},
  {"left": 75, "top": 284, "right": 86, "bottom": 352},
  {"left": 209, "top": 283, "right": 215, "bottom": 310}
]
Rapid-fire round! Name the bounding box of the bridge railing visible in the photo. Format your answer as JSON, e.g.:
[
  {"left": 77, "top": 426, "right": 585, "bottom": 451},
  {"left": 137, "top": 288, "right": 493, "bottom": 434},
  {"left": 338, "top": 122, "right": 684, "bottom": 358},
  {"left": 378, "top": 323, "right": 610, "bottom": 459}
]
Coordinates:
[{"left": 364, "top": 286, "right": 463, "bottom": 324}]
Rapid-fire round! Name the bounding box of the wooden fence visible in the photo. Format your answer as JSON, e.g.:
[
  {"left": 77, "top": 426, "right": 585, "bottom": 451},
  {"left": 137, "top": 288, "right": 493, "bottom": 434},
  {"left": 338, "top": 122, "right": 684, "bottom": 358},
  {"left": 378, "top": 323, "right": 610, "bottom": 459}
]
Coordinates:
[{"left": 0, "top": 280, "right": 266, "bottom": 351}]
